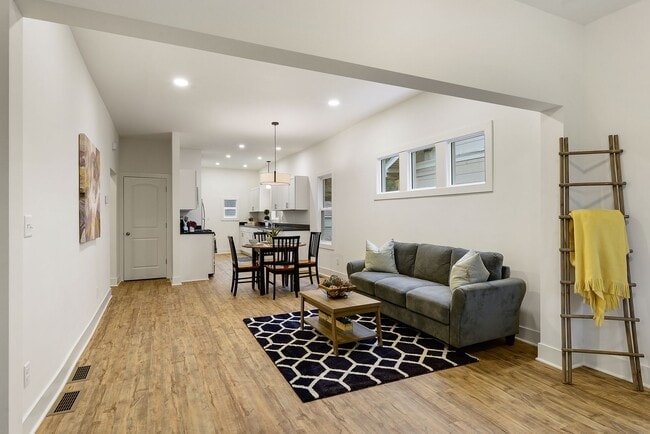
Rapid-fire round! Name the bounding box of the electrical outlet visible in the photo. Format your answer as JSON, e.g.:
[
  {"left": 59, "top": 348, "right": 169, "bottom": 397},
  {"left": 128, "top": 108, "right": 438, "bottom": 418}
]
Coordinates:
[{"left": 23, "top": 362, "right": 30, "bottom": 388}]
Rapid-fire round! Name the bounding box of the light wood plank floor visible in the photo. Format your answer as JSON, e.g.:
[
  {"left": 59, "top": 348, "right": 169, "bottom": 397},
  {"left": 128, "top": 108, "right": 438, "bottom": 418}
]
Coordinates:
[{"left": 38, "top": 254, "right": 650, "bottom": 433}]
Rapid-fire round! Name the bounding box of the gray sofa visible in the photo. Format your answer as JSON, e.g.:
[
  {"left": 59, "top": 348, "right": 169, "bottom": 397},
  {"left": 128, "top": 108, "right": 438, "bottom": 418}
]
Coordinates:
[{"left": 347, "top": 242, "right": 526, "bottom": 348}]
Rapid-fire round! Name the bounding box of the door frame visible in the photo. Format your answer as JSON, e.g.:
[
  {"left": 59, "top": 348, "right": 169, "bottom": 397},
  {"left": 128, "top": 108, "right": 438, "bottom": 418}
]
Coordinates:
[{"left": 119, "top": 172, "right": 172, "bottom": 281}]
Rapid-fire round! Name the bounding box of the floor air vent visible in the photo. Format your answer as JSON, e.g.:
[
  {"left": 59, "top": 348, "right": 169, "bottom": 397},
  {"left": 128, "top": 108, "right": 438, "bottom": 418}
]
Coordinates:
[
  {"left": 49, "top": 391, "right": 80, "bottom": 415},
  {"left": 71, "top": 365, "right": 91, "bottom": 382}
]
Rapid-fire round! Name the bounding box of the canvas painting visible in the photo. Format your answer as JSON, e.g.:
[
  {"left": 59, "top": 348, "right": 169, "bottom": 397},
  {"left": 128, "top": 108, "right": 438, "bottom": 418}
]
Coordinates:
[{"left": 79, "top": 133, "right": 101, "bottom": 243}]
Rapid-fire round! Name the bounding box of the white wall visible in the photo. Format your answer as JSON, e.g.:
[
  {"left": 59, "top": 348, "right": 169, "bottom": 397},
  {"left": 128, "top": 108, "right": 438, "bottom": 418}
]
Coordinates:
[
  {"left": 576, "top": 1, "right": 650, "bottom": 383},
  {"left": 201, "top": 168, "right": 259, "bottom": 254},
  {"left": 119, "top": 135, "right": 171, "bottom": 174},
  {"left": 21, "top": 18, "right": 118, "bottom": 430},
  {"left": 278, "top": 92, "right": 543, "bottom": 343}
]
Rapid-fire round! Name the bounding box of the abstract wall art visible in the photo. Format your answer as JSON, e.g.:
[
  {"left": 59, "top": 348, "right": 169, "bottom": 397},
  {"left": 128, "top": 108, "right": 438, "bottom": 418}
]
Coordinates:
[{"left": 79, "top": 133, "right": 101, "bottom": 243}]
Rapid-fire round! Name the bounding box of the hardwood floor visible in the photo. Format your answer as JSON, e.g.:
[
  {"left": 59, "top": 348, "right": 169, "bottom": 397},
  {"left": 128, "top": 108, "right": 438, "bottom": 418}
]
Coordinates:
[{"left": 37, "top": 254, "right": 650, "bottom": 433}]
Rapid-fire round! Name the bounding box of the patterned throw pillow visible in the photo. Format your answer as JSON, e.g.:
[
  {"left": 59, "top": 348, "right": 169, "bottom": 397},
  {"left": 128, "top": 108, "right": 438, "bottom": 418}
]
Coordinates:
[
  {"left": 449, "top": 250, "right": 490, "bottom": 290},
  {"left": 363, "top": 240, "right": 398, "bottom": 273}
]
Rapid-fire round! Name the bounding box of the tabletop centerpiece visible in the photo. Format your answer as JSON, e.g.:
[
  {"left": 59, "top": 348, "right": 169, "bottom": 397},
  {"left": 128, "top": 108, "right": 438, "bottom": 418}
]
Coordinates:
[{"left": 319, "top": 275, "right": 354, "bottom": 298}]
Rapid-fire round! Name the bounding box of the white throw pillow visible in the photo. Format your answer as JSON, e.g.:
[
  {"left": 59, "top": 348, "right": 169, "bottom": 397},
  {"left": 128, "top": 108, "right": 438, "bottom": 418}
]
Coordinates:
[
  {"left": 363, "top": 239, "right": 398, "bottom": 273},
  {"left": 449, "top": 250, "right": 490, "bottom": 290}
]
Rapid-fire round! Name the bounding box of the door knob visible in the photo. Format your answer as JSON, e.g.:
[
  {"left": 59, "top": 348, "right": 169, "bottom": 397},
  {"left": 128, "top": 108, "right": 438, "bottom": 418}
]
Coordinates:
[{"left": 126, "top": 232, "right": 131, "bottom": 236}]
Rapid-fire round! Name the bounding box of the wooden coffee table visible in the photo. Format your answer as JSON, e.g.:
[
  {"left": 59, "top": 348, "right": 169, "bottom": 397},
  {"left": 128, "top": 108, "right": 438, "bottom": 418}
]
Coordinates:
[{"left": 300, "top": 289, "right": 383, "bottom": 356}]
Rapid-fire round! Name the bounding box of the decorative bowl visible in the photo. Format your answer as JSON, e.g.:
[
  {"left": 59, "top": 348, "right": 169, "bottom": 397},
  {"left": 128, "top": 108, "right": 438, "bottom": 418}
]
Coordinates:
[{"left": 319, "top": 284, "right": 353, "bottom": 299}]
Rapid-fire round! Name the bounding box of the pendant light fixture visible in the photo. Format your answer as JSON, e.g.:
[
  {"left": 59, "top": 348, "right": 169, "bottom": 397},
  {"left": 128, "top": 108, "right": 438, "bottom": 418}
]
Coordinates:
[{"left": 260, "top": 121, "right": 291, "bottom": 186}]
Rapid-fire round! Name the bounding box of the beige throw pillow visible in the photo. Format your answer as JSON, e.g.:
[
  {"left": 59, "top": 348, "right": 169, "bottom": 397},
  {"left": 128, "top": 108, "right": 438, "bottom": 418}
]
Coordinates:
[
  {"left": 449, "top": 250, "right": 490, "bottom": 290},
  {"left": 363, "top": 239, "right": 398, "bottom": 273}
]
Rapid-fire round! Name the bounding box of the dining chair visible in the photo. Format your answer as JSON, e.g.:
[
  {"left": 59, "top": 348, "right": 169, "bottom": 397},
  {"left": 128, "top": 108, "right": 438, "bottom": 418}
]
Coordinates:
[
  {"left": 253, "top": 231, "right": 273, "bottom": 264},
  {"left": 298, "top": 231, "right": 321, "bottom": 284},
  {"left": 265, "top": 235, "right": 300, "bottom": 300},
  {"left": 228, "top": 235, "right": 261, "bottom": 296}
]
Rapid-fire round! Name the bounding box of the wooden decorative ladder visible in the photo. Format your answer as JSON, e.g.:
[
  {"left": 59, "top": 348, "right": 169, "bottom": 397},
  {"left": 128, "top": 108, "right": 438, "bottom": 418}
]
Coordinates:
[{"left": 559, "top": 135, "right": 644, "bottom": 391}]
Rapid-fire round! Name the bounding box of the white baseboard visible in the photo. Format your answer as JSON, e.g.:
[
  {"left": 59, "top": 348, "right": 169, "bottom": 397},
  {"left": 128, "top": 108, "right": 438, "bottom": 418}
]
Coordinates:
[
  {"left": 23, "top": 290, "right": 112, "bottom": 434},
  {"left": 171, "top": 275, "right": 183, "bottom": 286},
  {"left": 516, "top": 325, "right": 540, "bottom": 345}
]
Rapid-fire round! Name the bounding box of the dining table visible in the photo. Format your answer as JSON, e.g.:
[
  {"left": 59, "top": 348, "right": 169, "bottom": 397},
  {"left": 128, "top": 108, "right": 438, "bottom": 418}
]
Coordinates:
[{"left": 242, "top": 241, "right": 306, "bottom": 296}]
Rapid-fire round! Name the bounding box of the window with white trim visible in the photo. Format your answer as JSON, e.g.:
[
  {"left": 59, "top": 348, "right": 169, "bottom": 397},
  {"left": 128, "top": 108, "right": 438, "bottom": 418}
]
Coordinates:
[
  {"left": 319, "top": 175, "right": 332, "bottom": 244},
  {"left": 223, "top": 198, "right": 238, "bottom": 219},
  {"left": 377, "top": 121, "right": 492, "bottom": 199},
  {"left": 380, "top": 155, "right": 400, "bottom": 192}
]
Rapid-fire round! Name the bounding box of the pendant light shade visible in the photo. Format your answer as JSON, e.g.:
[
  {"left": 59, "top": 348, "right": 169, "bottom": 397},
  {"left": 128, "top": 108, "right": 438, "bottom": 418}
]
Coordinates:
[{"left": 260, "top": 121, "right": 291, "bottom": 186}]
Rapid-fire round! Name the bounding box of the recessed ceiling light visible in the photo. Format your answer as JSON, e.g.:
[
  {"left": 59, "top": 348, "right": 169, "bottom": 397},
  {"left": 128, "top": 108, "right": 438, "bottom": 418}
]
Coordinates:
[
  {"left": 215, "top": 162, "right": 220, "bottom": 166},
  {"left": 226, "top": 154, "right": 231, "bottom": 158},
  {"left": 276, "top": 146, "right": 282, "bottom": 151},
  {"left": 257, "top": 156, "right": 262, "bottom": 160},
  {"left": 243, "top": 164, "right": 248, "bottom": 168},
  {"left": 328, "top": 99, "right": 340, "bottom": 107},
  {"left": 238, "top": 144, "right": 245, "bottom": 149},
  {"left": 173, "top": 77, "right": 189, "bottom": 88}
]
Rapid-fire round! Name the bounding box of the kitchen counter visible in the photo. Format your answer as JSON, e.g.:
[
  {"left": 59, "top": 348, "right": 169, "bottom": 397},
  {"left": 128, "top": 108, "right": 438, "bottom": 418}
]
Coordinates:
[
  {"left": 179, "top": 231, "right": 215, "bottom": 282},
  {"left": 239, "top": 223, "right": 310, "bottom": 231}
]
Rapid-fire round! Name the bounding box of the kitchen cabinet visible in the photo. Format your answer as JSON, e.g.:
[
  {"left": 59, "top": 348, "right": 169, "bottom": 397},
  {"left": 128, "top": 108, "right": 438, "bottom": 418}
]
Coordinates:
[
  {"left": 270, "top": 176, "right": 309, "bottom": 211},
  {"left": 179, "top": 169, "right": 198, "bottom": 210},
  {"left": 271, "top": 184, "right": 289, "bottom": 211},
  {"left": 288, "top": 176, "right": 310, "bottom": 210},
  {"left": 249, "top": 186, "right": 271, "bottom": 212}
]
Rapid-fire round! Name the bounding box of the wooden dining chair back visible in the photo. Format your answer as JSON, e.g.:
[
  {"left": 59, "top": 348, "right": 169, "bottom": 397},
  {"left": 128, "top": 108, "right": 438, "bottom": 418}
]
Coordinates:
[
  {"left": 253, "top": 231, "right": 274, "bottom": 262},
  {"left": 228, "top": 235, "right": 261, "bottom": 296},
  {"left": 298, "top": 231, "right": 321, "bottom": 284},
  {"left": 265, "top": 235, "right": 300, "bottom": 300}
]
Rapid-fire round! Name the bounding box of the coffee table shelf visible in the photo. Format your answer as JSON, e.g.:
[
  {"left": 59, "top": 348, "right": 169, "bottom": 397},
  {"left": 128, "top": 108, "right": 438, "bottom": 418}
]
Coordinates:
[
  {"left": 300, "top": 289, "right": 382, "bottom": 356},
  {"left": 304, "top": 317, "right": 377, "bottom": 344}
]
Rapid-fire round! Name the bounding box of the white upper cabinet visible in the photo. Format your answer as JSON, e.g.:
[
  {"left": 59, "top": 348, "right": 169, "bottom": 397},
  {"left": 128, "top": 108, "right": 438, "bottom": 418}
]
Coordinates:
[
  {"left": 288, "top": 176, "right": 309, "bottom": 210},
  {"left": 271, "top": 184, "right": 289, "bottom": 210},
  {"left": 250, "top": 186, "right": 271, "bottom": 212},
  {"left": 270, "top": 176, "right": 309, "bottom": 210},
  {"left": 179, "top": 169, "right": 198, "bottom": 210}
]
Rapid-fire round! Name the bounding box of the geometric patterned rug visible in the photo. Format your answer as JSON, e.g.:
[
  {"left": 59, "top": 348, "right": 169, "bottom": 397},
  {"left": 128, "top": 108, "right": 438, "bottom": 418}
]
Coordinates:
[{"left": 243, "top": 310, "right": 478, "bottom": 402}]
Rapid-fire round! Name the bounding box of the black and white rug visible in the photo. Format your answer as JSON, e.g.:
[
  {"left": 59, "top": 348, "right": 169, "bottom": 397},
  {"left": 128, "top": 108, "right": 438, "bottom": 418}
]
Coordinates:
[{"left": 243, "top": 310, "right": 478, "bottom": 402}]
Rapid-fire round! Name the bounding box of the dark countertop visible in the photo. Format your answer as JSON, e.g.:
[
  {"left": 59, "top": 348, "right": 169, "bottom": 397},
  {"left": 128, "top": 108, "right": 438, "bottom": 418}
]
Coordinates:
[
  {"left": 181, "top": 230, "right": 215, "bottom": 235},
  {"left": 239, "top": 223, "right": 310, "bottom": 231}
]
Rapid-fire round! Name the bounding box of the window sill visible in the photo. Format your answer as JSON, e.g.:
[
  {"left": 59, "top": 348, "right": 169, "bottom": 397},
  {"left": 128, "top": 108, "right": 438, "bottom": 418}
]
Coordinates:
[
  {"left": 320, "top": 241, "right": 334, "bottom": 251},
  {"left": 374, "top": 182, "right": 492, "bottom": 201}
]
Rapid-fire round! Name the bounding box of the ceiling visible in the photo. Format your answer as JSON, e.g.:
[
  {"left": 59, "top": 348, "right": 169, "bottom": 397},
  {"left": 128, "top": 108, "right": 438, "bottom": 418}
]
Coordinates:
[
  {"left": 514, "top": 0, "right": 639, "bottom": 25},
  {"left": 65, "top": 0, "right": 639, "bottom": 171},
  {"left": 71, "top": 28, "right": 418, "bottom": 170}
]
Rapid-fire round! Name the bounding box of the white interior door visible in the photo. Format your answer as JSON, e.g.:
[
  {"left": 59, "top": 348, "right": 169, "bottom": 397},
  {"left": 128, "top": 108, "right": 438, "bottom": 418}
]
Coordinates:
[{"left": 124, "top": 176, "right": 167, "bottom": 280}]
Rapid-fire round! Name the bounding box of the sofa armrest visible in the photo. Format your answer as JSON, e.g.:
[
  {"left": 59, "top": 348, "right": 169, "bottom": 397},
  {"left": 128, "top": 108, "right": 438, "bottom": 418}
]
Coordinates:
[
  {"left": 449, "top": 278, "right": 526, "bottom": 348},
  {"left": 346, "top": 260, "right": 365, "bottom": 277}
]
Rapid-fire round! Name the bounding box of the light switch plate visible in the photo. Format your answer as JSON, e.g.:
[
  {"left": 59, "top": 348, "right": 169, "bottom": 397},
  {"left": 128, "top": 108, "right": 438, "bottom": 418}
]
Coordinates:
[{"left": 24, "top": 215, "right": 33, "bottom": 238}]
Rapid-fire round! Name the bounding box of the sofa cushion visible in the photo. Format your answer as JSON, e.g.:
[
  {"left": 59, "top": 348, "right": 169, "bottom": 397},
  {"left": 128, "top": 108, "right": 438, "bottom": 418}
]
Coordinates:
[
  {"left": 449, "top": 250, "right": 490, "bottom": 290},
  {"left": 349, "top": 271, "right": 394, "bottom": 296},
  {"left": 413, "top": 244, "right": 453, "bottom": 285},
  {"left": 375, "top": 276, "right": 436, "bottom": 307},
  {"left": 406, "top": 286, "right": 452, "bottom": 325},
  {"left": 451, "top": 248, "right": 503, "bottom": 281},
  {"left": 363, "top": 240, "right": 398, "bottom": 273},
  {"left": 393, "top": 242, "right": 419, "bottom": 276}
]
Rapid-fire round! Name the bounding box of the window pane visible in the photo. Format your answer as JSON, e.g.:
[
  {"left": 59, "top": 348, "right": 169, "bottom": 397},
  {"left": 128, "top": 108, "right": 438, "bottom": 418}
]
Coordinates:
[
  {"left": 223, "top": 199, "right": 237, "bottom": 219},
  {"left": 452, "top": 134, "right": 485, "bottom": 185},
  {"left": 322, "top": 177, "right": 332, "bottom": 208},
  {"left": 411, "top": 147, "right": 436, "bottom": 189},
  {"left": 321, "top": 210, "right": 332, "bottom": 242},
  {"left": 380, "top": 155, "right": 400, "bottom": 192}
]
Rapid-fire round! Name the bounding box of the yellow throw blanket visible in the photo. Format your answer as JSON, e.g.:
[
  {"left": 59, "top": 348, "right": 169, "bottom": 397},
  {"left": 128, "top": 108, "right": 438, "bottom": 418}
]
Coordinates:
[{"left": 569, "top": 209, "right": 630, "bottom": 326}]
